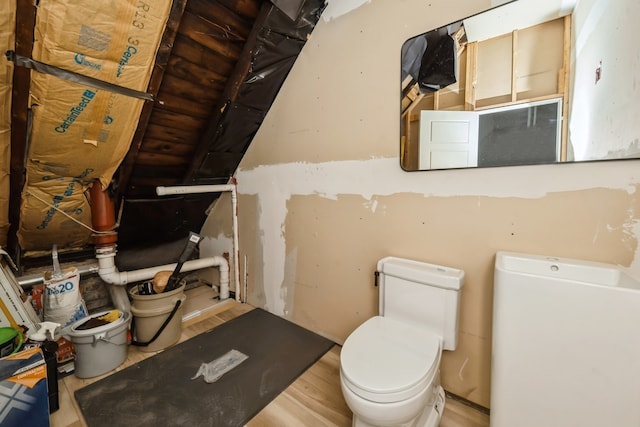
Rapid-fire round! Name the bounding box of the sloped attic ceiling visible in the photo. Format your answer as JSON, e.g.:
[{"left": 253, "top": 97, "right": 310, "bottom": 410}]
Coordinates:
[{"left": 3, "top": 0, "right": 325, "bottom": 267}]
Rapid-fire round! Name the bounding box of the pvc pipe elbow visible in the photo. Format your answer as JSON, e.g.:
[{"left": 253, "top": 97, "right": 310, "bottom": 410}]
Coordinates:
[
  {"left": 215, "top": 256, "right": 229, "bottom": 272},
  {"left": 99, "top": 269, "right": 127, "bottom": 286}
]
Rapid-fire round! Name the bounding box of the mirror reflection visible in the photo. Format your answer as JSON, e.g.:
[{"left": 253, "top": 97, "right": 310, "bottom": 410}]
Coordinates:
[{"left": 400, "top": 0, "right": 640, "bottom": 171}]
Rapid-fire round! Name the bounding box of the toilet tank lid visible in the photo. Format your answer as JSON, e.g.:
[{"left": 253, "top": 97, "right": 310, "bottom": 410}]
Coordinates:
[{"left": 377, "top": 256, "right": 464, "bottom": 290}]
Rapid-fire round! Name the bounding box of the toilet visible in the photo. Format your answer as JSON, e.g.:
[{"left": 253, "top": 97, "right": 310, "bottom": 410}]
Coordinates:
[{"left": 340, "top": 256, "right": 464, "bottom": 427}]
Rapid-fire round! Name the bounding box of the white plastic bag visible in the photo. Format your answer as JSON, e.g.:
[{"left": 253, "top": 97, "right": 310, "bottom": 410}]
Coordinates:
[
  {"left": 192, "top": 349, "right": 248, "bottom": 383},
  {"left": 43, "top": 263, "right": 88, "bottom": 328}
]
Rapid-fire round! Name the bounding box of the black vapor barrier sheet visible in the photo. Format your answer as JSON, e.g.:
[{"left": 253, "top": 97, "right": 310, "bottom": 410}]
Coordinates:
[
  {"left": 194, "top": 0, "right": 327, "bottom": 181},
  {"left": 402, "top": 26, "right": 458, "bottom": 94}
]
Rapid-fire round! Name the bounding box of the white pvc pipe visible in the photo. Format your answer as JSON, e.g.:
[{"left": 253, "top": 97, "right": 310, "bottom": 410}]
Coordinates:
[
  {"left": 156, "top": 184, "right": 235, "bottom": 196},
  {"left": 97, "top": 253, "right": 229, "bottom": 287},
  {"left": 156, "top": 183, "right": 241, "bottom": 302},
  {"left": 96, "top": 246, "right": 230, "bottom": 312}
]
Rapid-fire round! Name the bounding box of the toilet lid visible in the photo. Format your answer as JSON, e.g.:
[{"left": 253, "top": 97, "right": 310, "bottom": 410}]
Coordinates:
[{"left": 341, "top": 316, "right": 441, "bottom": 403}]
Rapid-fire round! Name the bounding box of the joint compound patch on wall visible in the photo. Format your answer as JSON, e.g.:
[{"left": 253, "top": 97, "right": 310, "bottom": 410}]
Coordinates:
[
  {"left": 281, "top": 247, "right": 298, "bottom": 317},
  {"left": 237, "top": 158, "right": 640, "bottom": 317},
  {"left": 364, "top": 198, "right": 379, "bottom": 214}
]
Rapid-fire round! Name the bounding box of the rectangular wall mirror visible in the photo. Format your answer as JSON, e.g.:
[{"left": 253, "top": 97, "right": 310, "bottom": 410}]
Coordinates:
[{"left": 400, "top": 0, "right": 640, "bottom": 171}]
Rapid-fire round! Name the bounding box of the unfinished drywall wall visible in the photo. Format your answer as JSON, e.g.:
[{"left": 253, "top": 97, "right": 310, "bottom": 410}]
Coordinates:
[
  {"left": 203, "top": 0, "right": 640, "bottom": 408},
  {"left": 569, "top": 0, "right": 640, "bottom": 161},
  {"left": 278, "top": 184, "right": 638, "bottom": 402}
]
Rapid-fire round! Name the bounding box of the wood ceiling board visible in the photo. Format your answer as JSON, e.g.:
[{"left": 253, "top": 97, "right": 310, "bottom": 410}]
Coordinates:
[
  {"left": 134, "top": 151, "right": 191, "bottom": 167},
  {"left": 139, "top": 140, "right": 198, "bottom": 157},
  {"left": 166, "top": 56, "right": 228, "bottom": 88},
  {"left": 154, "top": 91, "right": 216, "bottom": 119},
  {"left": 187, "top": 0, "right": 254, "bottom": 40},
  {"left": 218, "top": 0, "right": 261, "bottom": 20},
  {"left": 178, "top": 11, "right": 245, "bottom": 60},
  {"left": 142, "top": 123, "right": 202, "bottom": 145},
  {"left": 184, "top": 2, "right": 274, "bottom": 183},
  {"left": 172, "top": 34, "right": 236, "bottom": 76},
  {"left": 148, "top": 109, "right": 207, "bottom": 132},
  {"left": 114, "top": 0, "right": 188, "bottom": 208},
  {"left": 158, "top": 73, "right": 222, "bottom": 103}
]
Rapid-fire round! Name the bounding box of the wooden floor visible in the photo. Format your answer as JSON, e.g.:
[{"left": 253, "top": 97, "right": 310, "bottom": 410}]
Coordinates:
[{"left": 50, "top": 300, "right": 489, "bottom": 427}]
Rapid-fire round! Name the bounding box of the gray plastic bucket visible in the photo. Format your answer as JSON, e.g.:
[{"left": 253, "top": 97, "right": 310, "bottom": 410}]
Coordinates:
[{"left": 66, "top": 310, "right": 130, "bottom": 378}]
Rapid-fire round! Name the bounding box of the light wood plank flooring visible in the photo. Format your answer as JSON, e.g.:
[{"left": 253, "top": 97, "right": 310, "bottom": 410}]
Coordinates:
[{"left": 50, "top": 300, "right": 489, "bottom": 427}]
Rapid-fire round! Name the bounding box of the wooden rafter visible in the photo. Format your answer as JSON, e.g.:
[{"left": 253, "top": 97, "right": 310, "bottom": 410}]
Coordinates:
[
  {"left": 464, "top": 41, "right": 478, "bottom": 111},
  {"left": 511, "top": 30, "right": 518, "bottom": 102},
  {"left": 8, "top": 0, "right": 36, "bottom": 261},
  {"left": 560, "top": 14, "right": 571, "bottom": 162}
]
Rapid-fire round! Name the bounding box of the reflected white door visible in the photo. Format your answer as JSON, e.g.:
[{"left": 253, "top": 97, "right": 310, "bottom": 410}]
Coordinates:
[{"left": 419, "top": 111, "right": 479, "bottom": 169}]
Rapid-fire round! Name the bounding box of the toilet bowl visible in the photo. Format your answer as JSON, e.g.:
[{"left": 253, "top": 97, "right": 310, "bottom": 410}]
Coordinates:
[
  {"left": 340, "top": 316, "right": 445, "bottom": 427},
  {"left": 340, "top": 257, "right": 464, "bottom": 427}
]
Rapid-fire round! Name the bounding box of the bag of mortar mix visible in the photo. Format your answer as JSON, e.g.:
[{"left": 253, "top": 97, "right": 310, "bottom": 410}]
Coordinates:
[{"left": 43, "top": 246, "right": 88, "bottom": 328}]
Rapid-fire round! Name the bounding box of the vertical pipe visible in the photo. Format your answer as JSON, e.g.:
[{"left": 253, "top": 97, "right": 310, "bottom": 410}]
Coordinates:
[
  {"left": 89, "top": 181, "right": 128, "bottom": 310},
  {"left": 89, "top": 181, "right": 118, "bottom": 246},
  {"left": 229, "top": 183, "right": 241, "bottom": 302},
  {"left": 156, "top": 183, "right": 241, "bottom": 302}
]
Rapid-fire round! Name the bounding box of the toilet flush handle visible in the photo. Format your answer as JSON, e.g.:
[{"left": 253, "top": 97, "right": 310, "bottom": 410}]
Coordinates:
[{"left": 374, "top": 271, "right": 380, "bottom": 287}]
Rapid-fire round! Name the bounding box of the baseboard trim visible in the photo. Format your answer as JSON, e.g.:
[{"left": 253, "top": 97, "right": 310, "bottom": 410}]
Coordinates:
[{"left": 444, "top": 390, "right": 491, "bottom": 416}]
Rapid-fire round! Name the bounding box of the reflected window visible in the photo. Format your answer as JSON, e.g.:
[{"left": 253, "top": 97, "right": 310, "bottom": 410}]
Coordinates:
[{"left": 477, "top": 99, "right": 561, "bottom": 167}]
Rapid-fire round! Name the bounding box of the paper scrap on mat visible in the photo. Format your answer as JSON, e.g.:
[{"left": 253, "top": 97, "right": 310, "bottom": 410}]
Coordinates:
[{"left": 191, "top": 349, "right": 249, "bottom": 383}]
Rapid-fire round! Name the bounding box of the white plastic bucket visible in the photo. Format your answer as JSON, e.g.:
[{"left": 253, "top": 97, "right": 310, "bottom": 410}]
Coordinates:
[
  {"left": 129, "top": 284, "right": 185, "bottom": 352},
  {"left": 66, "top": 310, "right": 130, "bottom": 378}
]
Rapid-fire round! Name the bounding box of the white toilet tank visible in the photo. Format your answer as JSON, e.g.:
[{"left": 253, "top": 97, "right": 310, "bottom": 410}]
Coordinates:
[{"left": 377, "top": 257, "right": 464, "bottom": 350}]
